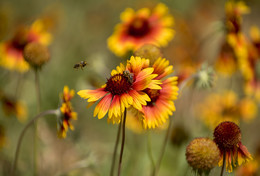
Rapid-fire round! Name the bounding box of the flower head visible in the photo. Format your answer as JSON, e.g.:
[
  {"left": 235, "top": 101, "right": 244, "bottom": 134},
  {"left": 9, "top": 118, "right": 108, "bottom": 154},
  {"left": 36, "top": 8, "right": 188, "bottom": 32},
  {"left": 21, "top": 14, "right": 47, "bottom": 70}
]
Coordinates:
[
  {"left": 78, "top": 56, "right": 161, "bottom": 124},
  {"left": 108, "top": 3, "right": 175, "bottom": 57},
  {"left": 193, "top": 64, "right": 215, "bottom": 89},
  {"left": 197, "top": 91, "right": 257, "bottom": 129},
  {"left": 23, "top": 42, "right": 50, "bottom": 69},
  {"left": 0, "top": 93, "right": 27, "bottom": 122},
  {"left": 0, "top": 19, "right": 52, "bottom": 72},
  {"left": 225, "top": 1, "right": 250, "bottom": 34},
  {"left": 139, "top": 57, "right": 178, "bottom": 129},
  {"left": 213, "top": 121, "right": 252, "bottom": 172},
  {"left": 186, "top": 138, "right": 220, "bottom": 175},
  {"left": 57, "top": 86, "right": 77, "bottom": 138}
]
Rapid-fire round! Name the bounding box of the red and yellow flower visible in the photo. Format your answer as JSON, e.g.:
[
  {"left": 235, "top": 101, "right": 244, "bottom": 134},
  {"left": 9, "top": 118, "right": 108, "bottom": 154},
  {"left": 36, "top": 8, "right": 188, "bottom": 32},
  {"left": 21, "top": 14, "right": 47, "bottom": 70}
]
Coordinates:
[
  {"left": 243, "top": 26, "right": 260, "bottom": 102},
  {"left": 58, "top": 86, "right": 77, "bottom": 138},
  {"left": 78, "top": 56, "right": 161, "bottom": 124},
  {"left": 215, "top": 1, "right": 250, "bottom": 75},
  {"left": 0, "top": 19, "right": 52, "bottom": 72},
  {"left": 140, "top": 57, "right": 178, "bottom": 129},
  {"left": 214, "top": 121, "right": 252, "bottom": 173},
  {"left": 107, "top": 3, "right": 175, "bottom": 57}
]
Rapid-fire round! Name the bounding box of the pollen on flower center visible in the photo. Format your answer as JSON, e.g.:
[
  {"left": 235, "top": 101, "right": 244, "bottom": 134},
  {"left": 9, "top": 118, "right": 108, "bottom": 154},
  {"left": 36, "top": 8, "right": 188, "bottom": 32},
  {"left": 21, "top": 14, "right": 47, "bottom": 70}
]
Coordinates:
[
  {"left": 144, "top": 89, "right": 160, "bottom": 106},
  {"left": 214, "top": 121, "right": 241, "bottom": 149},
  {"left": 105, "top": 73, "right": 132, "bottom": 95},
  {"left": 128, "top": 17, "right": 151, "bottom": 37}
]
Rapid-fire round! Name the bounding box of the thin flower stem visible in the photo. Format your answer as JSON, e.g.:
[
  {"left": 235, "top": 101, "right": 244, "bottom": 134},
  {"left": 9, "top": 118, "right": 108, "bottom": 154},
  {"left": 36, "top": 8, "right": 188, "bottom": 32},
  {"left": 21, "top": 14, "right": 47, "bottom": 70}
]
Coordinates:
[
  {"left": 220, "top": 151, "right": 226, "bottom": 176},
  {"left": 34, "top": 69, "right": 41, "bottom": 176},
  {"left": 178, "top": 74, "right": 197, "bottom": 93},
  {"left": 152, "top": 118, "right": 172, "bottom": 176},
  {"left": 147, "top": 131, "right": 155, "bottom": 172},
  {"left": 35, "top": 69, "right": 41, "bottom": 112},
  {"left": 11, "top": 109, "right": 58, "bottom": 176},
  {"left": 110, "top": 117, "right": 122, "bottom": 176},
  {"left": 117, "top": 109, "right": 127, "bottom": 176}
]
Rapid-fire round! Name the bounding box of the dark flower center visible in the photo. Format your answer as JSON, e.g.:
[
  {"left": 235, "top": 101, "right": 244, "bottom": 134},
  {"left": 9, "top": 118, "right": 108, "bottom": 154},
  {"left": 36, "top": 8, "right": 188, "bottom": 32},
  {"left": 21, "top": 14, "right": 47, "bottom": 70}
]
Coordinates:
[
  {"left": 128, "top": 17, "right": 151, "bottom": 37},
  {"left": 227, "top": 16, "right": 241, "bottom": 34},
  {"left": 214, "top": 121, "right": 241, "bottom": 150},
  {"left": 144, "top": 88, "right": 160, "bottom": 106},
  {"left": 105, "top": 73, "right": 133, "bottom": 95}
]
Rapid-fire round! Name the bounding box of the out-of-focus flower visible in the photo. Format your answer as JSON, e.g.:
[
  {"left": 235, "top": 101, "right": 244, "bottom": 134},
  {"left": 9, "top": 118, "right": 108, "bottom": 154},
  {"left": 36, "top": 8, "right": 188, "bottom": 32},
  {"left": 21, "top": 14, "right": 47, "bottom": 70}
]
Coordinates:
[
  {"left": 107, "top": 3, "right": 174, "bottom": 57},
  {"left": 225, "top": 1, "right": 250, "bottom": 34},
  {"left": 0, "top": 94, "right": 27, "bottom": 122},
  {"left": 134, "top": 44, "right": 163, "bottom": 63},
  {"left": 23, "top": 42, "right": 50, "bottom": 69},
  {"left": 215, "top": 41, "right": 237, "bottom": 75},
  {"left": 243, "top": 26, "right": 260, "bottom": 102},
  {"left": 216, "top": 1, "right": 250, "bottom": 76},
  {"left": 170, "top": 125, "right": 189, "bottom": 146},
  {"left": 193, "top": 64, "right": 215, "bottom": 89},
  {"left": 197, "top": 91, "right": 257, "bottom": 129},
  {"left": 186, "top": 138, "right": 220, "bottom": 175},
  {"left": 78, "top": 56, "right": 161, "bottom": 124},
  {"left": 57, "top": 86, "right": 77, "bottom": 138},
  {"left": 0, "top": 19, "right": 52, "bottom": 72},
  {"left": 214, "top": 121, "right": 252, "bottom": 173},
  {"left": 236, "top": 160, "right": 259, "bottom": 176},
  {"left": 0, "top": 124, "right": 6, "bottom": 149},
  {"left": 138, "top": 57, "right": 178, "bottom": 129}
]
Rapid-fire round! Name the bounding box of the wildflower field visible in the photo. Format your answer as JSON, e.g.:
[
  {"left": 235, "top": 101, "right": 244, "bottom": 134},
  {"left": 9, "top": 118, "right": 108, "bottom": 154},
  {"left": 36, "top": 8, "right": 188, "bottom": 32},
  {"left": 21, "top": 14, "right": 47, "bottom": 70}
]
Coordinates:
[{"left": 0, "top": 0, "right": 260, "bottom": 175}]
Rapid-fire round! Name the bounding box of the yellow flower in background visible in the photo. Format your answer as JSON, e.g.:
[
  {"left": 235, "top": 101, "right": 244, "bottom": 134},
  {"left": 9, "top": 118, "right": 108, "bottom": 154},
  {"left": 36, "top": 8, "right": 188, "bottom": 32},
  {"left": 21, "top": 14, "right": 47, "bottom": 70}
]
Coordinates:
[
  {"left": 58, "top": 86, "right": 77, "bottom": 138},
  {"left": 0, "top": 19, "right": 52, "bottom": 72},
  {"left": 78, "top": 56, "right": 161, "bottom": 124},
  {"left": 1, "top": 95, "right": 27, "bottom": 122},
  {"left": 215, "top": 41, "right": 237, "bottom": 75},
  {"left": 243, "top": 26, "right": 260, "bottom": 102},
  {"left": 236, "top": 160, "right": 259, "bottom": 176},
  {"left": 197, "top": 91, "right": 257, "bottom": 129},
  {"left": 107, "top": 3, "right": 175, "bottom": 57},
  {"left": 225, "top": 1, "right": 250, "bottom": 34}
]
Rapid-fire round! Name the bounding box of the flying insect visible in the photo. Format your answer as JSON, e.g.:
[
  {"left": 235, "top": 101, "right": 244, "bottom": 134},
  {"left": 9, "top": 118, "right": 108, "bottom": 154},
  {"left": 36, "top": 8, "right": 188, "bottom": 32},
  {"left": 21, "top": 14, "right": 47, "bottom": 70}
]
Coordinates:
[{"left": 74, "top": 61, "right": 88, "bottom": 70}]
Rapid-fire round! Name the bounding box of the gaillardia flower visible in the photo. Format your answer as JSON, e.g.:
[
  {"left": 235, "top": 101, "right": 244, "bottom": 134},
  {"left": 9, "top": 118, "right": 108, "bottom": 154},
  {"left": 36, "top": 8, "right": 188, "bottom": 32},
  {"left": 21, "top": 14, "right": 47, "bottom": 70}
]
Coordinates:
[
  {"left": 186, "top": 138, "right": 220, "bottom": 175},
  {"left": 57, "top": 86, "right": 77, "bottom": 138},
  {"left": 0, "top": 94, "right": 27, "bottom": 122},
  {"left": 107, "top": 3, "right": 175, "bottom": 57},
  {"left": 197, "top": 91, "right": 257, "bottom": 129},
  {"left": 139, "top": 57, "right": 178, "bottom": 129},
  {"left": 78, "top": 56, "right": 161, "bottom": 124},
  {"left": 0, "top": 19, "right": 52, "bottom": 72},
  {"left": 214, "top": 121, "right": 252, "bottom": 173}
]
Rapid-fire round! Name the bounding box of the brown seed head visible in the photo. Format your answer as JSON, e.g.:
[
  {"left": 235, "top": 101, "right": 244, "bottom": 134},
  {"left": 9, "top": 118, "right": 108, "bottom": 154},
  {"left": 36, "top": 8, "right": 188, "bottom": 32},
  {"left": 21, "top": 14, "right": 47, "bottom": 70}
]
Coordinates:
[
  {"left": 134, "top": 44, "right": 163, "bottom": 63},
  {"left": 214, "top": 121, "right": 241, "bottom": 150},
  {"left": 23, "top": 42, "right": 50, "bottom": 68},
  {"left": 186, "top": 138, "right": 220, "bottom": 174}
]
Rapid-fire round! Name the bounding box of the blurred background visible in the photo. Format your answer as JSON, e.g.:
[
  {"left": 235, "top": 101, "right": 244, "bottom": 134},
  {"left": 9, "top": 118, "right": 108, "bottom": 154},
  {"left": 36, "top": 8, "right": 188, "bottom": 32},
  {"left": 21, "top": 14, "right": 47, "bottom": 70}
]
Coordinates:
[{"left": 0, "top": 0, "right": 260, "bottom": 175}]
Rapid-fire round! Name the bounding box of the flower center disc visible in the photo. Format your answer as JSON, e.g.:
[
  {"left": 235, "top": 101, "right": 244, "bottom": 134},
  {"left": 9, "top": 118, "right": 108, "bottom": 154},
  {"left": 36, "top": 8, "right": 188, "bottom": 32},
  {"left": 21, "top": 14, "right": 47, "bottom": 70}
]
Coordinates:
[
  {"left": 128, "top": 17, "right": 151, "bottom": 37},
  {"left": 105, "top": 74, "right": 132, "bottom": 95},
  {"left": 145, "top": 89, "right": 160, "bottom": 106}
]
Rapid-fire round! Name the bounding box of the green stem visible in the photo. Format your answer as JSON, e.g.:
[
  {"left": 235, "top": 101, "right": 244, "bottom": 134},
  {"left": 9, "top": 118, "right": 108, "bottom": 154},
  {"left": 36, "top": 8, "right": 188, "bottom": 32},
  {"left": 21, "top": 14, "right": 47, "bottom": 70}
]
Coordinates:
[
  {"left": 11, "top": 109, "right": 58, "bottom": 176},
  {"left": 147, "top": 131, "right": 155, "bottom": 173},
  {"left": 152, "top": 118, "right": 172, "bottom": 176},
  {"left": 220, "top": 151, "right": 226, "bottom": 176},
  {"left": 117, "top": 109, "right": 127, "bottom": 176},
  {"left": 34, "top": 69, "right": 41, "bottom": 176},
  {"left": 110, "top": 117, "right": 122, "bottom": 176}
]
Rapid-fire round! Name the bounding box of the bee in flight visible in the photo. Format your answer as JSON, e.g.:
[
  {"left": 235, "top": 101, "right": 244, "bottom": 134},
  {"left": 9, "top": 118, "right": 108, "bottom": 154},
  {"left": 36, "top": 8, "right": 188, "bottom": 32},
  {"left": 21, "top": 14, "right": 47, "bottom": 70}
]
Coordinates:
[{"left": 74, "top": 61, "right": 88, "bottom": 70}]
